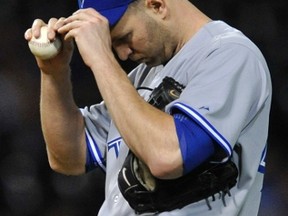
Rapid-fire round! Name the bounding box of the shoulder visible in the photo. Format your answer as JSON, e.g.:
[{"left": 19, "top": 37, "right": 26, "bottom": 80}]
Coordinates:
[{"left": 203, "top": 21, "right": 266, "bottom": 61}]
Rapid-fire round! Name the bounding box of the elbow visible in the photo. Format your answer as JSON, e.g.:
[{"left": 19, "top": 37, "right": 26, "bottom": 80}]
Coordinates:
[
  {"left": 48, "top": 156, "right": 85, "bottom": 176},
  {"left": 147, "top": 155, "right": 183, "bottom": 180}
]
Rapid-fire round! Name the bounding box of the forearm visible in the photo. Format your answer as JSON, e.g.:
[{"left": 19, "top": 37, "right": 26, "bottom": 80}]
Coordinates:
[
  {"left": 24, "top": 18, "right": 86, "bottom": 175},
  {"left": 40, "top": 69, "right": 86, "bottom": 175},
  {"left": 56, "top": 8, "right": 183, "bottom": 178},
  {"left": 91, "top": 58, "right": 183, "bottom": 179}
]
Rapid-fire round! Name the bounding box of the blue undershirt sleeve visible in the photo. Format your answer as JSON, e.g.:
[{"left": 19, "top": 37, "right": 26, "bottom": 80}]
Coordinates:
[{"left": 173, "top": 113, "right": 215, "bottom": 175}]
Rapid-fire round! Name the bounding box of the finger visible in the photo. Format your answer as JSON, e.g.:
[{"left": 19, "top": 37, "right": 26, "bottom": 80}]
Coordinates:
[
  {"left": 58, "top": 19, "right": 82, "bottom": 35},
  {"left": 54, "top": 17, "right": 66, "bottom": 30},
  {"left": 64, "top": 13, "right": 84, "bottom": 23},
  {"left": 24, "top": 28, "right": 32, "bottom": 40},
  {"left": 65, "top": 8, "right": 104, "bottom": 24},
  {"left": 72, "top": 8, "right": 98, "bottom": 16},
  {"left": 63, "top": 28, "right": 76, "bottom": 41},
  {"left": 31, "top": 19, "right": 47, "bottom": 38},
  {"left": 47, "top": 18, "right": 60, "bottom": 40}
]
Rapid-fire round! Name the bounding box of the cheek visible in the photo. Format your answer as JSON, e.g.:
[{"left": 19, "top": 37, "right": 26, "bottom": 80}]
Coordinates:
[
  {"left": 132, "top": 28, "right": 163, "bottom": 57},
  {"left": 132, "top": 27, "right": 152, "bottom": 51},
  {"left": 130, "top": 37, "right": 149, "bottom": 54}
]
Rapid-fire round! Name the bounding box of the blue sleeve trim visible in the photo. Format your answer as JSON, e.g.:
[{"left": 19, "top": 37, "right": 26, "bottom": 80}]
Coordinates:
[
  {"left": 171, "top": 102, "right": 232, "bottom": 160},
  {"left": 258, "top": 144, "right": 267, "bottom": 174},
  {"left": 85, "top": 128, "right": 106, "bottom": 172},
  {"left": 174, "top": 113, "right": 215, "bottom": 174}
]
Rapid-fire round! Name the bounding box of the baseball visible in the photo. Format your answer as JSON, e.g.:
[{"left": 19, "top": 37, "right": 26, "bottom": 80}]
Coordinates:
[{"left": 28, "top": 26, "right": 62, "bottom": 60}]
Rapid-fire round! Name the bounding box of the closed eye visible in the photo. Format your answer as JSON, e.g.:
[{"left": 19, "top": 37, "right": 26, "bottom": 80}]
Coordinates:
[{"left": 112, "top": 32, "right": 132, "bottom": 47}]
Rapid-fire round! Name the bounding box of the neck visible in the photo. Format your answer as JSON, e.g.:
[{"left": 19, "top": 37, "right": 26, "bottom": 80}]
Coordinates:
[{"left": 171, "top": 0, "right": 211, "bottom": 54}]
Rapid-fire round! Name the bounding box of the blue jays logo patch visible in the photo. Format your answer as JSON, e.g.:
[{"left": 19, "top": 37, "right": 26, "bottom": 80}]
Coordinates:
[{"left": 108, "top": 137, "right": 122, "bottom": 158}]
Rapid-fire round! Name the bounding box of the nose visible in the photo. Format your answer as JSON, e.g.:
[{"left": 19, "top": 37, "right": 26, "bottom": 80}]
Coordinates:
[{"left": 113, "top": 44, "right": 133, "bottom": 61}]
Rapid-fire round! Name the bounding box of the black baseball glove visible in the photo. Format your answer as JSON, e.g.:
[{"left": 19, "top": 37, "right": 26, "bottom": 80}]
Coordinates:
[
  {"left": 118, "top": 153, "right": 238, "bottom": 214},
  {"left": 147, "top": 76, "right": 185, "bottom": 110},
  {"left": 118, "top": 77, "right": 238, "bottom": 214}
]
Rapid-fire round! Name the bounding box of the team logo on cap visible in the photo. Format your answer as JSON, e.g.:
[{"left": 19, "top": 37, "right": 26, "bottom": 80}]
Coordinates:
[{"left": 78, "top": 0, "right": 85, "bottom": 8}]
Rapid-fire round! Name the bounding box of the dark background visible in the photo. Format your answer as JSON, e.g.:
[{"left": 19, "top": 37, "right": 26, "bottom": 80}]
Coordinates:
[{"left": 0, "top": 0, "right": 287, "bottom": 215}]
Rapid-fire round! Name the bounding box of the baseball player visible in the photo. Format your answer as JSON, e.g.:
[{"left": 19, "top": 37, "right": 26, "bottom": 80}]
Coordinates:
[{"left": 24, "top": 0, "right": 272, "bottom": 215}]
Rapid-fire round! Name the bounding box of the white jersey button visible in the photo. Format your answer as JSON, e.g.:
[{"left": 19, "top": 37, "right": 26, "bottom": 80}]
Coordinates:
[{"left": 113, "top": 195, "right": 119, "bottom": 203}]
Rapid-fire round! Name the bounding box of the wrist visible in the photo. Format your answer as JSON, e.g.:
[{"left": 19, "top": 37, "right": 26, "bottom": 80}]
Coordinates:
[{"left": 40, "top": 65, "right": 71, "bottom": 81}]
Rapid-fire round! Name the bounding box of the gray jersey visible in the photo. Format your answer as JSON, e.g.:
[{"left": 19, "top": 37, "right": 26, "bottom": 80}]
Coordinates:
[{"left": 80, "top": 21, "right": 272, "bottom": 216}]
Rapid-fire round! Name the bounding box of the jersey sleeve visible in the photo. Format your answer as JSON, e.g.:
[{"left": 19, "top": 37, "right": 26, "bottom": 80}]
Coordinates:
[
  {"left": 79, "top": 65, "right": 148, "bottom": 172},
  {"left": 167, "top": 42, "right": 270, "bottom": 162},
  {"left": 80, "top": 102, "right": 111, "bottom": 172}
]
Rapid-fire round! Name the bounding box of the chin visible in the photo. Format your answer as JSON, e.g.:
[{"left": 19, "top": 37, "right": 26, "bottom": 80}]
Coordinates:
[{"left": 145, "top": 59, "right": 163, "bottom": 67}]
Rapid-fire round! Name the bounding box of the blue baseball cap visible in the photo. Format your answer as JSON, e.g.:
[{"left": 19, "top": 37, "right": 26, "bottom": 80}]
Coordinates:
[{"left": 78, "top": 0, "right": 136, "bottom": 26}]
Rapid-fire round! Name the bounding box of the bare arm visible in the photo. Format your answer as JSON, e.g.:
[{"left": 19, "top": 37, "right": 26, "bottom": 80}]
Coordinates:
[
  {"left": 94, "top": 61, "right": 183, "bottom": 179},
  {"left": 59, "top": 9, "right": 183, "bottom": 179},
  {"left": 25, "top": 18, "right": 86, "bottom": 175},
  {"left": 40, "top": 70, "right": 86, "bottom": 175}
]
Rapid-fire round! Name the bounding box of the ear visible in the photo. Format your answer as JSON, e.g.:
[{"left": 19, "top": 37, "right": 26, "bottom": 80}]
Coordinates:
[{"left": 145, "top": 0, "right": 167, "bottom": 18}]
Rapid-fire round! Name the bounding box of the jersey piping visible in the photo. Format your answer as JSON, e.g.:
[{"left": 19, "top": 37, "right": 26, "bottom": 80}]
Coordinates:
[
  {"left": 85, "top": 128, "right": 106, "bottom": 172},
  {"left": 258, "top": 144, "right": 267, "bottom": 173},
  {"left": 171, "top": 102, "right": 233, "bottom": 161}
]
